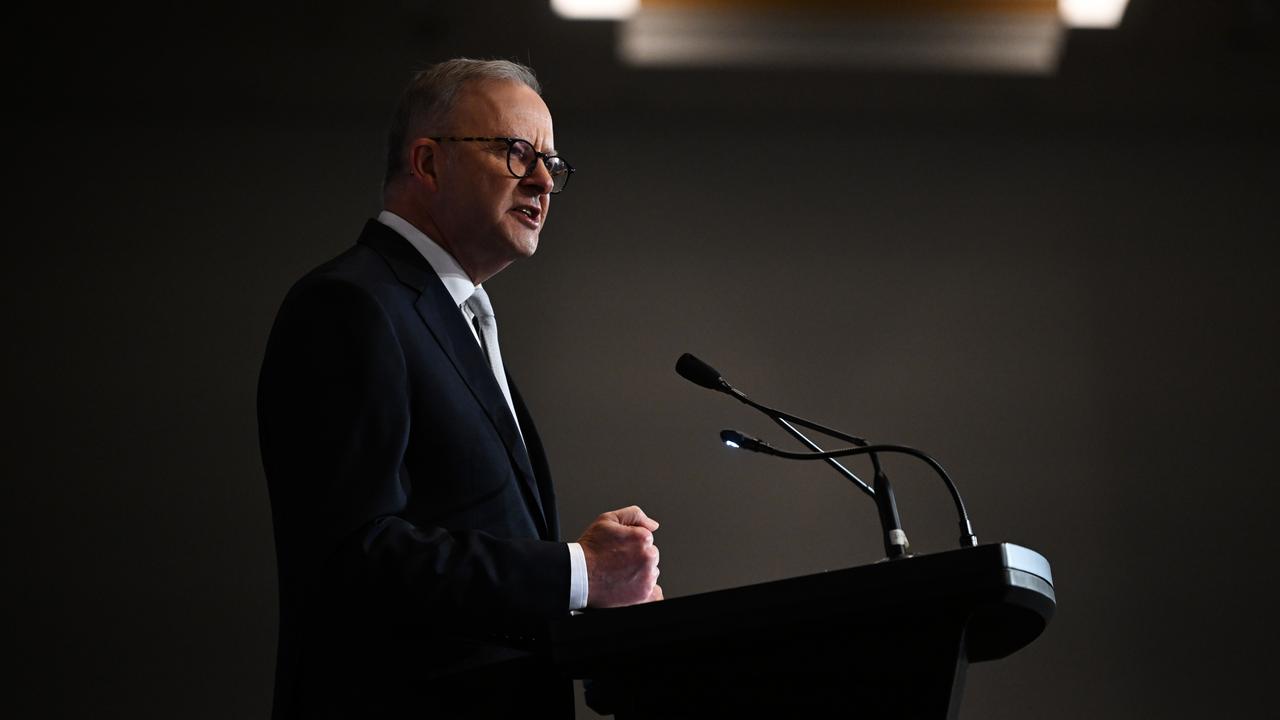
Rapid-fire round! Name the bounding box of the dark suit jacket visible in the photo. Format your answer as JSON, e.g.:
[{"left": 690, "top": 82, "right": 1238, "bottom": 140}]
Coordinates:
[{"left": 258, "top": 220, "right": 572, "bottom": 718}]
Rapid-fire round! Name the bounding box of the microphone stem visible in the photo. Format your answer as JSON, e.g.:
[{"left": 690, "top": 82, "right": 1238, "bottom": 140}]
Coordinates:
[
  {"left": 764, "top": 410, "right": 908, "bottom": 558},
  {"left": 865, "top": 450, "right": 907, "bottom": 557},
  {"left": 874, "top": 469, "right": 910, "bottom": 559},
  {"left": 731, "top": 382, "right": 907, "bottom": 552},
  {"left": 731, "top": 389, "right": 868, "bottom": 446},
  {"left": 771, "top": 416, "right": 875, "bottom": 498},
  {"left": 765, "top": 442, "right": 978, "bottom": 548}
]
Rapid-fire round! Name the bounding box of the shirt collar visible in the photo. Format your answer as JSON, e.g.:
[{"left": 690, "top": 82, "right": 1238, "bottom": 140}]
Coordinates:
[{"left": 377, "top": 210, "right": 478, "bottom": 308}]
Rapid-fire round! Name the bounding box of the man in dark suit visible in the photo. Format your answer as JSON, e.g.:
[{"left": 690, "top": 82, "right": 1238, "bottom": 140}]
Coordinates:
[{"left": 257, "top": 59, "right": 662, "bottom": 718}]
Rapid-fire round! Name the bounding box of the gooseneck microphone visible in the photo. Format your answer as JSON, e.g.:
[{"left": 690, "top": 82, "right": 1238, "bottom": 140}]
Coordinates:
[
  {"left": 682, "top": 353, "right": 910, "bottom": 558},
  {"left": 720, "top": 430, "right": 979, "bottom": 549}
]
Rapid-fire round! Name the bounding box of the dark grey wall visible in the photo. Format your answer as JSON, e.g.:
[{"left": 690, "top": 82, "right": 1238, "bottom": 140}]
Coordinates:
[{"left": 6, "top": 1, "right": 1278, "bottom": 718}]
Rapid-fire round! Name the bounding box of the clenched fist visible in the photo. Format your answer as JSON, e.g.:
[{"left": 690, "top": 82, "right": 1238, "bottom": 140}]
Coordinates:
[{"left": 577, "top": 505, "right": 663, "bottom": 608}]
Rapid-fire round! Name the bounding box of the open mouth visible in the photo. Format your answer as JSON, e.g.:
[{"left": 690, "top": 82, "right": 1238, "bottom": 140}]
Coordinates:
[{"left": 512, "top": 205, "right": 541, "bottom": 226}]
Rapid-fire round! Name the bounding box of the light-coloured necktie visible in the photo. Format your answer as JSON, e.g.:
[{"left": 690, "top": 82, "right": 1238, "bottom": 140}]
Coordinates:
[{"left": 464, "top": 286, "right": 522, "bottom": 439}]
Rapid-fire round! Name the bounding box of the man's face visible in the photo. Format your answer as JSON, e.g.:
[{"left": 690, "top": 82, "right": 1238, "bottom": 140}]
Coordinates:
[{"left": 429, "top": 80, "right": 556, "bottom": 283}]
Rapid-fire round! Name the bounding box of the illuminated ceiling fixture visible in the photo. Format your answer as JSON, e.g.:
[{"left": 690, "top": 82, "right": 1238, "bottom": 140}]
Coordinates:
[
  {"left": 618, "top": 0, "right": 1064, "bottom": 74},
  {"left": 1059, "top": 0, "right": 1130, "bottom": 29},
  {"left": 551, "top": 0, "right": 640, "bottom": 20},
  {"left": 550, "top": 1, "right": 1130, "bottom": 72}
]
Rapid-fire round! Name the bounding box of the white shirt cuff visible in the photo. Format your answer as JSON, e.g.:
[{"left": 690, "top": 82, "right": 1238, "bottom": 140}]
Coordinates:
[{"left": 567, "top": 542, "right": 589, "bottom": 610}]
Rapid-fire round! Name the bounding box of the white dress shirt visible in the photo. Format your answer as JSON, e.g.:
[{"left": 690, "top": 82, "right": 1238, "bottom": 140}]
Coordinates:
[{"left": 376, "top": 210, "right": 589, "bottom": 611}]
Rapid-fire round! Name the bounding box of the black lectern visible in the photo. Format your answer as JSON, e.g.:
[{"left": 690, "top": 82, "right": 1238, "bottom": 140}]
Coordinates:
[{"left": 550, "top": 543, "right": 1054, "bottom": 719}]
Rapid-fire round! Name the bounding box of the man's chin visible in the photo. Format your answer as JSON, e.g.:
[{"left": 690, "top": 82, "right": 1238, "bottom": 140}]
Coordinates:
[{"left": 510, "top": 233, "right": 540, "bottom": 258}]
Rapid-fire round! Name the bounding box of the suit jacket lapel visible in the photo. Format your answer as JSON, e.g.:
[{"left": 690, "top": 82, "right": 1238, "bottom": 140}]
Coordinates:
[
  {"left": 510, "top": 380, "right": 558, "bottom": 540},
  {"left": 357, "top": 220, "right": 549, "bottom": 537}
]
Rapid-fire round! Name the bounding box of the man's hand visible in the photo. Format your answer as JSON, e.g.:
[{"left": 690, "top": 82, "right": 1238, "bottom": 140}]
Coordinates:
[{"left": 577, "top": 506, "right": 662, "bottom": 608}]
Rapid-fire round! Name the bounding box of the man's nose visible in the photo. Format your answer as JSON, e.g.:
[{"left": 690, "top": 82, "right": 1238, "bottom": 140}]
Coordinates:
[{"left": 520, "top": 158, "right": 555, "bottom": 195}]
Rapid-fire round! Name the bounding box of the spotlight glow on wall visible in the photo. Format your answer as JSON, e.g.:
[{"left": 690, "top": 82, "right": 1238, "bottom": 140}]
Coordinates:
[
  {"left": 551, "top": 0, "right": 639, "bottom": 20},
  {"left": 1059, "top": 0, "right": 1129, "bottom": 28}
]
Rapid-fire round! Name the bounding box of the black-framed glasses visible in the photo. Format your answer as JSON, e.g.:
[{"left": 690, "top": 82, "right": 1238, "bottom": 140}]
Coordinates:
[{"left": 431, "top": 136, "right": 574, "bottom": 194}]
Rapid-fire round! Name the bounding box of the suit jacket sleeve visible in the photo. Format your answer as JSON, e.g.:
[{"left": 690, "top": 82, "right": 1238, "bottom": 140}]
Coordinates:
[{"left": 258, "top": 274, "right": 569, "bottom": 635}]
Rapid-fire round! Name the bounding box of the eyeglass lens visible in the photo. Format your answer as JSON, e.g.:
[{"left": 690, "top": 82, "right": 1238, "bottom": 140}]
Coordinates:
[{"left": 507, "top": 139, "right": 571, "bottom": 193}]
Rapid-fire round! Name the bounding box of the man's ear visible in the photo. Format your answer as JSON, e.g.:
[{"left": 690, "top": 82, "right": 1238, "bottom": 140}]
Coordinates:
[{"left": 407, "top": 138, "right": 441, "bottom": 192}]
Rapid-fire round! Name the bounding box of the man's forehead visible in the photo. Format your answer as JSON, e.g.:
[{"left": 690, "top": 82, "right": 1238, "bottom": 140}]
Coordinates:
[{"left": 452, "top": 80, "right": 553, "bottom": 141}]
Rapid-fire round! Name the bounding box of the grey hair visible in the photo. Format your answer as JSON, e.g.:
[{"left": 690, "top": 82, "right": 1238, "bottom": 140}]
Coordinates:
[{"left": 383, "top": 58, "right": 541, "bottom": 184}]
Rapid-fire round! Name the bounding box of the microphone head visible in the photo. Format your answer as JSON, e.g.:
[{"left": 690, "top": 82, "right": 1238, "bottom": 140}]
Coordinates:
[
  {"left": 720, "top": 429, "right": 747, "bottom": 448},
  {"left": 676, "top": 353, "right": 728, "bottom": 391},
  {"left": 720, "top": 429, "right": 769, "bottom": 453}
]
